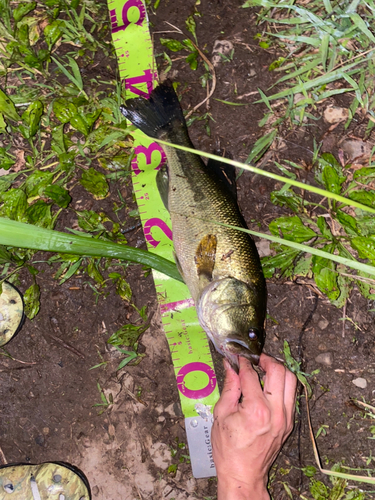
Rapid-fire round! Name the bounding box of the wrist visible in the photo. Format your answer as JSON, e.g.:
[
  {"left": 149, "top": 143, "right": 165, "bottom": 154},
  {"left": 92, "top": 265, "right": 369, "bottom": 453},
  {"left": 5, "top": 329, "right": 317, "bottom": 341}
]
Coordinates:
[{"left": 217, "top": 476, "right": 270, "bottom": 500}]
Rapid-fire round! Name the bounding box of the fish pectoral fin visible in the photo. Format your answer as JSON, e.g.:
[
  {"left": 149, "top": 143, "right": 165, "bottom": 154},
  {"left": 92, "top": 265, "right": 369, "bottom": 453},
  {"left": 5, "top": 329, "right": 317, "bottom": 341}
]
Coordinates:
[
  {"left": 194, "top": 234, "right": 217, "bottom": 281},
  {"left": 156, "top": 166, "right": 169, "bottom": 211}
]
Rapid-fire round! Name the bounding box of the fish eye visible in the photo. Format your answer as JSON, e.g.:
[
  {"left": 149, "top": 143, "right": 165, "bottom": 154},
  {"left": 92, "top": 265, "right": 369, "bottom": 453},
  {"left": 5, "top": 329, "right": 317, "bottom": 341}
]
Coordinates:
[{"left": 248, "top": 329, "right": 258, "bottom": 341}]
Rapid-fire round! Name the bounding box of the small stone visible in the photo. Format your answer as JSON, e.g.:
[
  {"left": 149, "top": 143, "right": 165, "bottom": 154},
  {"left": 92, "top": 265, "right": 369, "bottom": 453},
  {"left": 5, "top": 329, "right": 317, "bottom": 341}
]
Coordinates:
[
  {"left": 315, "top": 352, "right": 333, "bottom": 366},
  {"left": 352, "top": 377, "right": 367, "bottom": 389},
  {"left": 256, "top": 240, "right": 271, "bottom": 258},
  {"left": 318, "top": 319, "right": 329, "bottom": 330},
  {"left": 323, "top": 106, "right": 349, "bottom": 124}
]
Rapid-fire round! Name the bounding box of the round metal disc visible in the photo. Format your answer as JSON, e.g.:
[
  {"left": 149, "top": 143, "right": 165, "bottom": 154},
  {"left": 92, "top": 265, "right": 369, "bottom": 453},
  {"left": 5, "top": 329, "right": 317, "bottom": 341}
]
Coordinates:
[{"left": 0, "top": 282, "right": 24, "bottom": 347}]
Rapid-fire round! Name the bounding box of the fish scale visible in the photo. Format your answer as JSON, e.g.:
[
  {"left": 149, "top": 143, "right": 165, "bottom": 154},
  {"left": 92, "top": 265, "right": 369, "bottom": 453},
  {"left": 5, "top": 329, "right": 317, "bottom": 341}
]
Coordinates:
[{"left": 158, "top": 136, "right": 265, "bottom": 302}]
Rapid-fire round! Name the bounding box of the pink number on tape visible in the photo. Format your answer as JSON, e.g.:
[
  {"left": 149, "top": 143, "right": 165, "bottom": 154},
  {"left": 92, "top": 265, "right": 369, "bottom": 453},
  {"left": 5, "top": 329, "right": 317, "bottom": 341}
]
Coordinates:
[
  {"left": 132, "top": 142, "right": 166, "bottom": 175},
  {"left": 110, "top": 0, "right": 146, "bottom": 33},
  {"left": 124, "top": 70, "right": 157, "bottom": 97},
  {"left": 144, "top": 218, "right": 173, "bottom": 247},
  {"left": 176, "top": 362, "right": 217, "bottom": 399}
]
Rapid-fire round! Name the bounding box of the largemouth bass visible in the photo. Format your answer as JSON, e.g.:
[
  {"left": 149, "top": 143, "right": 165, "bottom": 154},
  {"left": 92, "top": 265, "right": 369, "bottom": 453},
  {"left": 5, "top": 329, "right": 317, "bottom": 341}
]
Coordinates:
[{"left": 120, "top": 81, "right": 267, "bottom": 367}]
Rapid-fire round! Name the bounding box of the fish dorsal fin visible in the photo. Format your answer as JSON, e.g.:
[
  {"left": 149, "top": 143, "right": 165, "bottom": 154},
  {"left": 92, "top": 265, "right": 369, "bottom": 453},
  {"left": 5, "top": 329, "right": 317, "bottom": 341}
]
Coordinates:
[
  {"left": 195, "top": 234, "right": 217, "bottom": 281},
  {"left": 156, "top": 166, "right": 169, "bottom": 211},
  {"left": 206, "top": 153, "right": 237, "bottom": 201}
]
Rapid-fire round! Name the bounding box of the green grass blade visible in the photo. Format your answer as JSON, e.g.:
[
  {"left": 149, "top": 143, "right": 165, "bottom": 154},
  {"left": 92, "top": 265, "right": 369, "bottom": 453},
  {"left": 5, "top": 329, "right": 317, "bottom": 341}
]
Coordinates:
[
  {"left": 51, "top": 56, "right": 83, "bottom": 91},
  {"left": 139, "top": 131, "right": 375, "bottom": 214},
  {"left": 258, "top": 61, "right": 363, "bottom": 101},
  {"left": 349, "top": 13, "right": 375, "bottom": 44},
  {"left": 212, "top": 221, "right": 375, "bottom": 277},
  {"left": 0, "top": 218, "right": 182, "bottom": 282}
]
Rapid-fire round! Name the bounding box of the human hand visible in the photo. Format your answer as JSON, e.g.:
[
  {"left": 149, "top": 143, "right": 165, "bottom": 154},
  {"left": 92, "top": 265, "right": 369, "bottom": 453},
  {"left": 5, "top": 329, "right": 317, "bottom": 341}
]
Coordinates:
[{"left": 211, "top": 354, "right": 297, "bottom": 500}]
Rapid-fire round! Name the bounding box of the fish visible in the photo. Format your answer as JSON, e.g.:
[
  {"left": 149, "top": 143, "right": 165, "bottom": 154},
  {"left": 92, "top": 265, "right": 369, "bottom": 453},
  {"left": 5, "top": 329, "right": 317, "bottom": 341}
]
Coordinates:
[{"left": 120, "top": 80, "right": 267, "bottom": 368}]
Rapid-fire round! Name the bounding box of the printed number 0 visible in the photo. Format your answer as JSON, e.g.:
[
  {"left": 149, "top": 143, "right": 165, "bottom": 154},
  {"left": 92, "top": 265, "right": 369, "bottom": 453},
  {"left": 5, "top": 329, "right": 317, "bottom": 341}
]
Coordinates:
[
  {"left": 121, "top": 0, "right": 146, "bottom": 28},
  {"left": 176, "top": 362, "right": 217, "bottom": 399}
]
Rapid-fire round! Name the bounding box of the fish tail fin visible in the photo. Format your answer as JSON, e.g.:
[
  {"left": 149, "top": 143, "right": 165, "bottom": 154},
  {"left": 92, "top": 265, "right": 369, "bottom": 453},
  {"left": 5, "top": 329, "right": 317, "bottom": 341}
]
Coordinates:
[{"left": 120, "top": 80, "right": 185, "bottom": 139}]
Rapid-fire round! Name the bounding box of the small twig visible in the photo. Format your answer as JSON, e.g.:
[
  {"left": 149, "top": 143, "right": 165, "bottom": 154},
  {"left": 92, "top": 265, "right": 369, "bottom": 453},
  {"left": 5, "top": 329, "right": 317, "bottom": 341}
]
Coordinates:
[
  {"left": 48, "top": 317, "right": 85, "bottom": 359},
  {"left": 46, "top": 333, "right": 85, "bottom": 359},
  {"left": 0, "top": 445, "right": 7, "bottom": 465}
]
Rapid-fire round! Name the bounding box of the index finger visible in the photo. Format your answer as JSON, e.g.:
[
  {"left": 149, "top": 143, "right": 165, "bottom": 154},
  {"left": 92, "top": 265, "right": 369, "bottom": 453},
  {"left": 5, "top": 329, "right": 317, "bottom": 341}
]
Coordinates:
[{"left": 238, "top": 356, "right": 264, "bottom": 405}]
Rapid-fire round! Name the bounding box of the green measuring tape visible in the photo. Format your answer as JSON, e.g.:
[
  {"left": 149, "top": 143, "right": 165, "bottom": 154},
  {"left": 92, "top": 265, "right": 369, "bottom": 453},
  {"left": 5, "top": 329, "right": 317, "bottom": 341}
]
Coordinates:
[{"left": 107, "top": 0, "right": 220, "bottom": 478}]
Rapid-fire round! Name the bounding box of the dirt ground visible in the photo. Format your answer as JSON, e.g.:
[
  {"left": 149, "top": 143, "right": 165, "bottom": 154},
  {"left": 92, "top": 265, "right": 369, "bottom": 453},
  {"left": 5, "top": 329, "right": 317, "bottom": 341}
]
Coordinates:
[{"left": 1, "top": 1, "right": 375, "bottom": 499}]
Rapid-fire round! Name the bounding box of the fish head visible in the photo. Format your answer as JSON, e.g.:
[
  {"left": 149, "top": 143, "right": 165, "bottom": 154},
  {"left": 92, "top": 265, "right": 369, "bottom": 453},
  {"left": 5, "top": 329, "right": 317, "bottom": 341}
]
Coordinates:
[{"left": 197, "top": 277, "right": 265, "bottom": 367}]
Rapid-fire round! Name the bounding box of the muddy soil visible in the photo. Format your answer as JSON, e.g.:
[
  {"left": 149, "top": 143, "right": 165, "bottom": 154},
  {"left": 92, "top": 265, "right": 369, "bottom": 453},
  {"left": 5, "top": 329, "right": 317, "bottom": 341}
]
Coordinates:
[{"left": 1, "top": 1, "right": 374, "bottom": 499}]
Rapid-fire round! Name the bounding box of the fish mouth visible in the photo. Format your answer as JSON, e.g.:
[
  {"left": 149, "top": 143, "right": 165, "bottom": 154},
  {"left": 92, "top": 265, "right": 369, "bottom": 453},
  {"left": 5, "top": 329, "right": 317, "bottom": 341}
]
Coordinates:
[{"left": 225, "top": 339, "right": 260, "bottom": 366}]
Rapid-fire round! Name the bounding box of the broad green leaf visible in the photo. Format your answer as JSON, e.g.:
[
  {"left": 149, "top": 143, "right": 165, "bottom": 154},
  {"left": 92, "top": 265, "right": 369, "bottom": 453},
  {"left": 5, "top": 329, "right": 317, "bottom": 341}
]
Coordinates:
[
  {"left": 356, "top": 271, "right": 375, "bottom": 300},
  {"left": 44, "top": 19, "right": 64, "bottom": 48},
  {"left": 186, "top": 51, "right": 198, "bottom": 70},
  {"left": 312, "top": 244, "right": 340, "bottom": 301},
  {"left": 349, "top": 189, "right": 375, "bottom": 209},
  {"left": 353, "top": 167, "right": 375, "bottom": 181},
  {"left": 270, "top": 188, "right": 303, "bottom": 213},
  {"left": 0, "top": 171, "right": 20, "bottom": 192},
  {"left": 77, "top": 210, "right": 108, "bottom": 232},
  {"left": 58, "top": 152, "right": 76, "bottom": 175},
  {"left": 13, "top": 1, "right": 36, "bottom": 22},
  {"left": 115, "top": 276, "right": 132, "bottom": 301},
  {"left": 24, "top": 282, "right": 40, "bottom": 319},
  {"left": 0, "top": 147, "right": 15, "bottom": 170},
  {"left": 0, "top": 218, "right": 182, "bottom": 282},
  {"left": 315, "top": 153, "right": 345, "bottom": 186},
  {"left": 317, "top": 217, "right": 332, "bottom": 239},
  {"left": 53, "top": 98, "right": 78, "bottom": 123},
  {"left": 160, "top": 37, "right": 186, "bottom": 52},
  {"left": 70, "top": 112, "right": 90, "bottom": 135},
  {"left": 331, "top": 266, "right": 352, "bottom": 308},
  {"left": 26, "top": 200, "right": 53, "bottom": 228},
  {"left": 269, "top": 216, "right": 316, "bottom": 243},
  {"left": 351, "top": 236, "right": 375, "bottom": 263},
  {"left": 310, "top": 479, "right": 328, "bottom": 500},
  {"left": 336, "top": 210, "right": 358, "bottom": 235},
  {"left": 86, "top": 259, "right": 105, "bottom": 285},
  {"left": 293, "top": 253, "right": 312, "bottom": 277},
  {"left": 19, "top": 100, "right": 43, "bottom": 138},
  {"left": 0, "top": 88, "right": 19, "bottom": 121},
  {"left": 25, "top": 171, "right": 53, "bottom": 197},
  {"left": 356, "top": 215, "right": 375, "bottom": 236},
  {"left": 98, "top": 154, "right": 131, "bottom": 171},
  {"left": 43, "top": 185, "right": 71, "bottom": 208},
  {"left": 261, "top": 246, "right": 299, "bottom": 278},
  {"left": 185, "top": 15, "right": 197, "bottom": 43},
  {"left": 322, "top": 164, "right": 342, "bottom": 194},
  {"left": 80, "top": 167, "right": 109, "bottom": 200},
  {"left": 0, "top": 189, "right": 28, "bottom": 221}
]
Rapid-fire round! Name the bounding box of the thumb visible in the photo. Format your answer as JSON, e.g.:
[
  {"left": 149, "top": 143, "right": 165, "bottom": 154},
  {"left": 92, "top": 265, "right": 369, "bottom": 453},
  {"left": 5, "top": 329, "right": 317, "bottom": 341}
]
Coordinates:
[{"left": 214, "top": 359, "right": 241, "bottom": 418}]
